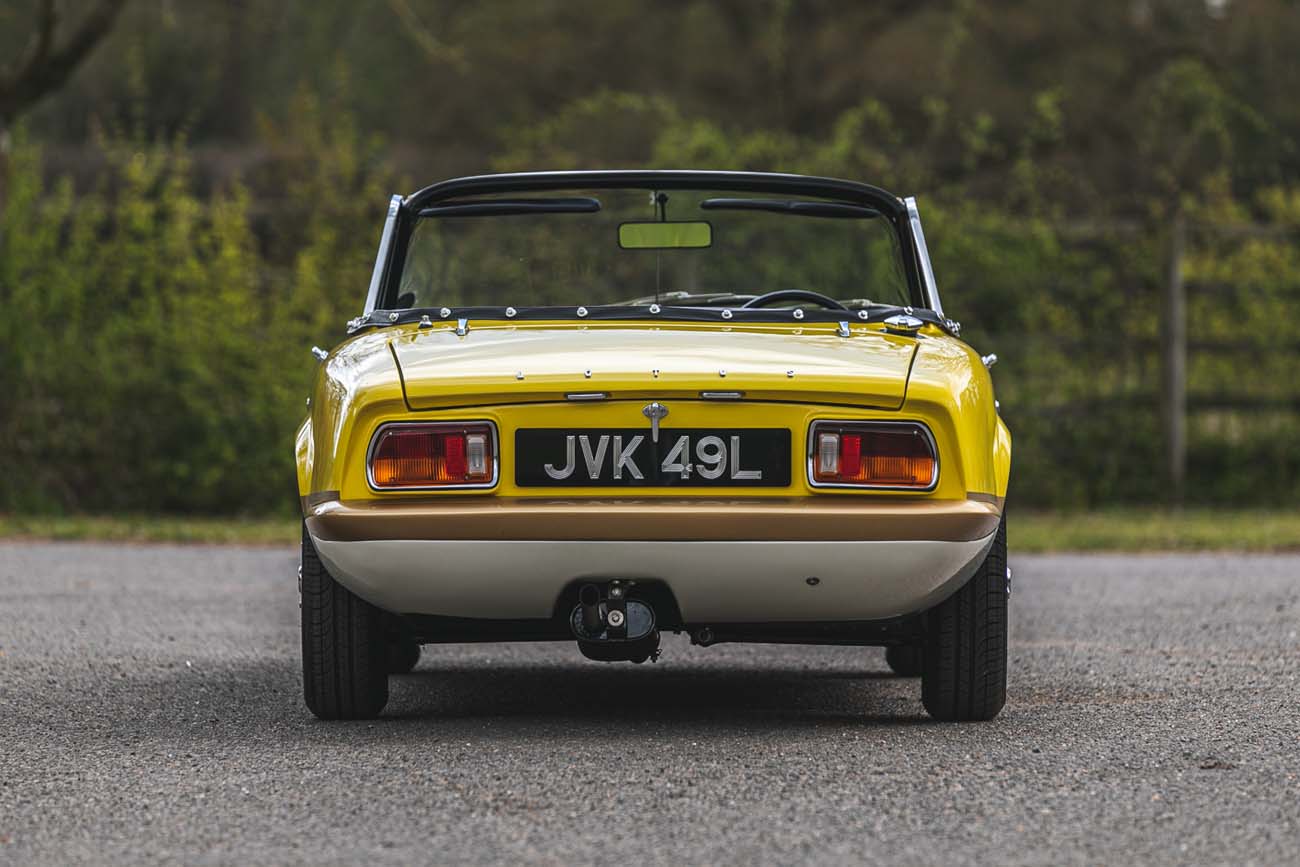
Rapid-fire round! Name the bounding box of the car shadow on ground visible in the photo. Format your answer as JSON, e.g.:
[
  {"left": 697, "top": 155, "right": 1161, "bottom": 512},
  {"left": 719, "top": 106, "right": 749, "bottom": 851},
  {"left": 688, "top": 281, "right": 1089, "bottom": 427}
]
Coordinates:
[
  {"left": 381, "top": 662, "right": 932, "bottom": 728},
  {"left": 14, "top": 656, "right": 934, "bottom": 742}
]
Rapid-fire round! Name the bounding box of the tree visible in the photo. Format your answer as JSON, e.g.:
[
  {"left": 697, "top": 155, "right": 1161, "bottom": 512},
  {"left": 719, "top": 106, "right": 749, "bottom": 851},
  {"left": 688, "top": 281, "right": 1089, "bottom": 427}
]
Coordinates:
[{"left": 0, "top": 0, "right": 128, "bottom": 207}]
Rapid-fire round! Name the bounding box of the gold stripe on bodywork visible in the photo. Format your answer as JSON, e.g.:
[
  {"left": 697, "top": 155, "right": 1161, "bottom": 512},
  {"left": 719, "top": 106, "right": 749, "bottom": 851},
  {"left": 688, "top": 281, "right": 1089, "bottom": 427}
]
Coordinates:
[
  {"left": 964, "top": 492, "right": 1005, "bottom": 510},
  {"left": 305, "top": 496, "right": 1001, "bottom": 543},
  {"left": 300, "top": 490, "right": 341, "bottom": 513}
]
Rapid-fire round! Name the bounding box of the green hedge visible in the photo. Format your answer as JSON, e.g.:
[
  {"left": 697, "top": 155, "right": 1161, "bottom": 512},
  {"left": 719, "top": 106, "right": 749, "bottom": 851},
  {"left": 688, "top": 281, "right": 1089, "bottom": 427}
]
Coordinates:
[
  {"left": 0, "top": 99, "right": 397, "bottom": 514},
  {"left": 2, "top": 117, "right": 1297, "bottom": 514}
]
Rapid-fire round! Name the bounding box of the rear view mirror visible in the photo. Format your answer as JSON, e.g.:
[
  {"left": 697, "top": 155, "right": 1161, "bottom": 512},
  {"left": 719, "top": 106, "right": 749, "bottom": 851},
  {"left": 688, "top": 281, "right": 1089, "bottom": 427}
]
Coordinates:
[{"left": 618, "top": 221, "right": 712, "bottom": 249}]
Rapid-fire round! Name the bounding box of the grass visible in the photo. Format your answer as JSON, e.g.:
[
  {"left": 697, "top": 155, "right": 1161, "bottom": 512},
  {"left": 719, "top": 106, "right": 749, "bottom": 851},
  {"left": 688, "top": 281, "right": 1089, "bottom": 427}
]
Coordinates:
[
  {"left": 1011, "top": 508, "right": 1300, "bottom": 553},
  {"left": 1, "top": 509, "right": 1298, "bottom": 552},
  {"left": 0, "top": 514, "right": 299, "bottom": 546}
]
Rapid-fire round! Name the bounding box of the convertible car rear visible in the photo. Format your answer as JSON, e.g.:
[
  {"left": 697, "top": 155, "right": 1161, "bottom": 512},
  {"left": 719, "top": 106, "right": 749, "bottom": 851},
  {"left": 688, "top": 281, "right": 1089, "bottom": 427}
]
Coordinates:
[{"left": 296, "top": 171, "right": 1011, "bottom": 722}]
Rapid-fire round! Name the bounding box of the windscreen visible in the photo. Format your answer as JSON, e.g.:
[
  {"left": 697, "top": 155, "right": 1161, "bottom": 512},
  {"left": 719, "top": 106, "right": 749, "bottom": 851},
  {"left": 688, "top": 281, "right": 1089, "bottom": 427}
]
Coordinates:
[{"left": 395, "top": 188, "right": 914, "bottom": 309}]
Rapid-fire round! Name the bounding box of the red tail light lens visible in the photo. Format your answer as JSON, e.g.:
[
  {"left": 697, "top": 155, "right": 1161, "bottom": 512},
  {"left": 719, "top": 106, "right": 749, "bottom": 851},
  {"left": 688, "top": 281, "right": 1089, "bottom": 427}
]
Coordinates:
[
  {"left": 810, "top": 422, "right": 937, "bottom": 489},
  {"left": 368, "top": 423, "right": 495, "bottom": 488}
]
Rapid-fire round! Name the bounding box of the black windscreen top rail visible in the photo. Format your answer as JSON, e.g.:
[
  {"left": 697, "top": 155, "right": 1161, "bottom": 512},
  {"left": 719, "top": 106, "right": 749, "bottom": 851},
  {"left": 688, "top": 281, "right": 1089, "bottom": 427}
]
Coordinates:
[
  {"left": 419, "top": 197, "right": 601, "bottom": 218},
  {"left": 700, "top": 198, "right": 881, "bottom": 219}
]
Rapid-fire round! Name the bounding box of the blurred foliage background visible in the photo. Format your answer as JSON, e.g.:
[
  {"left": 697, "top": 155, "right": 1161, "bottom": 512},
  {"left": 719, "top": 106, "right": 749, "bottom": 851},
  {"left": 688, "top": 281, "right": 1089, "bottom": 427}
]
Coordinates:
[{"left": 1, "top": 0, "right": 1298, "bottom": 515}]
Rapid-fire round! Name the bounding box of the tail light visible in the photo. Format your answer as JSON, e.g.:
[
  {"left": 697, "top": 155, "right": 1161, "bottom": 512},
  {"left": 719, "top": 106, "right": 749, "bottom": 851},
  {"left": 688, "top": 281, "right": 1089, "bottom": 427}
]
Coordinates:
[
  {"left": 368, "top": 422, "right": 496, "bottom": 489},
  {"left": 809, "top": 422, "right": 937, "bottom": 489}
]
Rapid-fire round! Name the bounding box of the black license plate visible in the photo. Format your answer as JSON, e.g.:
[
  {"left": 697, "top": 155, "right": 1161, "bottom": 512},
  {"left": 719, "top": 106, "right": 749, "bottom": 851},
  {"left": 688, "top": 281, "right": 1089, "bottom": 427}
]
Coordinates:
[{"left": 515, "top": 428, "right": 791, "bottom": 487}]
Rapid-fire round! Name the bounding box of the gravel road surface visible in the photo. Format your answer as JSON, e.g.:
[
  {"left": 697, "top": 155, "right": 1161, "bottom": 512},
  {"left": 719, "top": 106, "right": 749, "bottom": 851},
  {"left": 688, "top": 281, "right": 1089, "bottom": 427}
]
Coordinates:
[{"left": 1, "top": 542, "right": 1297, "bottom": 865}]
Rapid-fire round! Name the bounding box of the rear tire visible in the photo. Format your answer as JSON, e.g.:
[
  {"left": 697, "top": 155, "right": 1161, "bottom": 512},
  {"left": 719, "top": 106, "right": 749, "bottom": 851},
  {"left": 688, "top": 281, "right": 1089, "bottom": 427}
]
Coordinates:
[
  {"left": 885, "top": 643, "right": 922, "bottom": 677},
  {"left": 301, "top": 524, "right": 389, "bottom": 720},
  {"left": 921, "top": 517, "right": 1008, "bottom": 721}
]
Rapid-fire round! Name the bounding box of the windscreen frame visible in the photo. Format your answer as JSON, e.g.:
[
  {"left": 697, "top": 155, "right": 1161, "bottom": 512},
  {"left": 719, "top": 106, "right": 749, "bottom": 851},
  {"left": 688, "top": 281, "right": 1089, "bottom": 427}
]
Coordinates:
[{"left": 370, "top": 171, "right": 934, "bottom": 317}]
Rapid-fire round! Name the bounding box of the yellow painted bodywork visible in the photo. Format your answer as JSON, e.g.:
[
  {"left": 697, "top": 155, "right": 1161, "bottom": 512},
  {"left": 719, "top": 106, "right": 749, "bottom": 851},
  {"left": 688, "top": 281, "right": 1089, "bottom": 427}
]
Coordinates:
[
  {"left": 297, "top": 320, "right": 1010, "bottom": 508},
  {"left": 391, "top": 322, "right": 916, "bottom": 410}
]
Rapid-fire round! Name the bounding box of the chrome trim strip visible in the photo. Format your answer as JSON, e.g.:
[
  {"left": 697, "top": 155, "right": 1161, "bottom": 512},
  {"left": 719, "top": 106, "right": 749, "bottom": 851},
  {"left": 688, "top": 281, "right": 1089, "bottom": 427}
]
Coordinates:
[
  {"left": 364, "top": 420, "right": 500, "bottom": 492},
  {"left": 564, "top": 392, "right": 609, "bottom": 401},
  {"left": 806, "top": 419, "right": 940, "bottom": 491},
  {"left": 904, "top": 196, "right": 944, "bottom": 317},
  {"left": 306, "top": 496, "right": 1000, "bottom": 543},
  {"left": 699, "top": 391, "right": 745, "bottom": 400},
  {"left": 362, "top": 194, "right": 403, "bottom": 316}
]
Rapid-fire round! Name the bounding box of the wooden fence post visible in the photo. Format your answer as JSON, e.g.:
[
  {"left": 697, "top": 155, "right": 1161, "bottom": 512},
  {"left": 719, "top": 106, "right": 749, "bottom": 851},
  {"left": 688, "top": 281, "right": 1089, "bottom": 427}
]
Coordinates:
[{"left": 1161, "top": 209, "right": 1188, "bottom": 504}]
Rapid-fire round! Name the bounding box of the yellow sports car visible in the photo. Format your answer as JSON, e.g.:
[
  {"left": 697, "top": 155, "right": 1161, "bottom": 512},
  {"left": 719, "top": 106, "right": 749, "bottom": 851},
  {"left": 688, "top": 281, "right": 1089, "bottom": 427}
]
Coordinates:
[{"left": 297, "top": 171, "right": 1011, "bottom": 721}]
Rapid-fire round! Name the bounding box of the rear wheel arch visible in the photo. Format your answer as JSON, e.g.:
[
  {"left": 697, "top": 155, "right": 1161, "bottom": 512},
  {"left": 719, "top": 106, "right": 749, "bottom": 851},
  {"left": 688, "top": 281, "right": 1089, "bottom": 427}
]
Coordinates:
[{"left": 295, "top": 417, "right": 314, "bottom": 500}]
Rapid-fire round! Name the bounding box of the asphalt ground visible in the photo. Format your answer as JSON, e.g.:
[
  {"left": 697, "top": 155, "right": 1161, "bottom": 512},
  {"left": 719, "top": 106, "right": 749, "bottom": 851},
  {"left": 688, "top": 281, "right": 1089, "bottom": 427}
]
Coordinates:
[{"left": 1, "top": 542, "right": 1297, "bottom": 866}]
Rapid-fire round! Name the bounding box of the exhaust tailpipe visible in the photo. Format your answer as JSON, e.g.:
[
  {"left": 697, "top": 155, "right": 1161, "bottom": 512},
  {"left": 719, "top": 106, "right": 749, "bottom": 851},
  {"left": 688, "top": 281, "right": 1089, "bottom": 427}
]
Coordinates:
[{"left": 579, "top": 584, "right": 604, "bottom": 636}]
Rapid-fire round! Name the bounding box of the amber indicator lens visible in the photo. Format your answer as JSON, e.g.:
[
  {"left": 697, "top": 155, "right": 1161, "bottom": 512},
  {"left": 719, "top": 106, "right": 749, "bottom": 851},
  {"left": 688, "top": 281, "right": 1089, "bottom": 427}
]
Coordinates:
[
  {"left": 812, "top": 424, "right": 936, "bottom": 487},
  {"left": 370, "top": 424, "right": 494, "bottom": 487}
]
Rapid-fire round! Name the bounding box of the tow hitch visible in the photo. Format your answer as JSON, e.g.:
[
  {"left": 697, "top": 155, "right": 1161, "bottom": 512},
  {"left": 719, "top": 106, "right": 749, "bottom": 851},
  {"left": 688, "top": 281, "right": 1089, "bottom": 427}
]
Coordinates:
[{"left": 570, "top": 580, "right": 661, "bottom": 663}]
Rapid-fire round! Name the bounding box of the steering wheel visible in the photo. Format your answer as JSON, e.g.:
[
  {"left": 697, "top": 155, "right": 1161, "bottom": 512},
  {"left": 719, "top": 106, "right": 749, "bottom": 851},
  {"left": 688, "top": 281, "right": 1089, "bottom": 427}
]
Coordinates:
[{"left": 739, "top": 289, "right": 849, "bottom": 311}]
